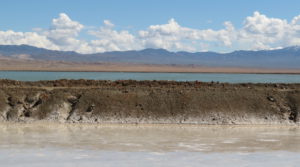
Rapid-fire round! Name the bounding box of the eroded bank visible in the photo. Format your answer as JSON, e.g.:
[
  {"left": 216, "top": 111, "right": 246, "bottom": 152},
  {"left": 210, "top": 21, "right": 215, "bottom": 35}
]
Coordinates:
[{"left": 0, "top": 79, "right": 299, "bottom": 124}]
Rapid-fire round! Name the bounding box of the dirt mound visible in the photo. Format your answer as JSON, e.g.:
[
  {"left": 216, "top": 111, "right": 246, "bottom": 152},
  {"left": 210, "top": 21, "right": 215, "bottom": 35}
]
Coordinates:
[{"left": 0, "top": 79, "right": 299, "bottom": 124}]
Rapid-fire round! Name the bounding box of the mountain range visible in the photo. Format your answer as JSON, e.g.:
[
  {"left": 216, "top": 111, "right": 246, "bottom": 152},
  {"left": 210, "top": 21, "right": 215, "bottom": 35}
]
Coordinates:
[{"left": 0, "top": 44, "right": 300, "bottom": 69}]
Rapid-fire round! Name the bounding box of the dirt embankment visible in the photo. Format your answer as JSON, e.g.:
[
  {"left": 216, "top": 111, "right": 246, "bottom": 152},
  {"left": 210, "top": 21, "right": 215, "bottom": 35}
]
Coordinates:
[{"left": 0, "top": 79, "right": 299, "bottom": 125}]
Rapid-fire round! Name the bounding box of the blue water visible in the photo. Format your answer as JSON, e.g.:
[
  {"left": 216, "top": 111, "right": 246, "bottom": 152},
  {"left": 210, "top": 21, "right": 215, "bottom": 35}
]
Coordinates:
[{"left": 0, "top": 71, "right": 300, "bottom": 83}]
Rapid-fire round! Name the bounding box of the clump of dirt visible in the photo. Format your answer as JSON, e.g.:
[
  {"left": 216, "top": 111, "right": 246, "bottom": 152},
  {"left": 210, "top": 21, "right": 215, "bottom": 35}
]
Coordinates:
[{"left": 286, "top": 91, "right": 300, "bottom": 122}]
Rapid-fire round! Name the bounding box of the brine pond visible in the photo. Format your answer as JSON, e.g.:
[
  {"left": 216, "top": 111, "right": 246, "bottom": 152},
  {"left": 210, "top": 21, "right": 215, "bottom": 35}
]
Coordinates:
[
  {"left": 0, "top": 124, "right": 299, "bottom": 167},
  {"left": 0, "top": 71, "right": 300, "bottom": 83},
  {"left": 1, "top": 71, "right": 300, "bottom": 167}
]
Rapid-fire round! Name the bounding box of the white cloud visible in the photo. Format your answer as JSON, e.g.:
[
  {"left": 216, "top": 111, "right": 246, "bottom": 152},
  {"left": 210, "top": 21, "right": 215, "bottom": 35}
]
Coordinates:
[
  {"left": 0, "top": 30, "right": 58, "bottom": 50},
  {"left": 137, "top": 18, "right": 235, "bottom": 51},
  {"left": 1, "top": 12, "right": 300, "bottom": 53},
  {"left": 138, "top": 18, "right": 190, "bottom": 50},
  {"left": 103, "top": 20, "right": 114, "bottom": 28},
  {"left": 236, "top": 11, "right": 300, "bottom": 50},
  {"left": 237, "top": 11, "right": 290, "bottom": 50},
  {"left": 44, "top": 13, "right": 88, "bottom": 52},
  {"left": 88, "top": 20, "right": 140, "bottom": 52},
  {"left": 0, "top": 13, "right": 90, "bottom": 53}
]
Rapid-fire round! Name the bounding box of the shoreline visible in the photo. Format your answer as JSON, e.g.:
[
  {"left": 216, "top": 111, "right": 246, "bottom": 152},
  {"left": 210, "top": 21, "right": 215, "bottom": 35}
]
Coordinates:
[
  {"left": 2, "top": 69, "right": 300, "bottom": 75},
  {"left": 0, "top": 121, "right": 299, "bottom": 127},
  {"left": 1, "top": 59, "right": 300, "bottom": 74}
]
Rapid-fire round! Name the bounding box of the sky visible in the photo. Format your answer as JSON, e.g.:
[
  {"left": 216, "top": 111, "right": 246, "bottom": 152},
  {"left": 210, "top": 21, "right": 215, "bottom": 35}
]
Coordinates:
[{"left": 1, "top": 0, "right": 300, "bottom": 53}]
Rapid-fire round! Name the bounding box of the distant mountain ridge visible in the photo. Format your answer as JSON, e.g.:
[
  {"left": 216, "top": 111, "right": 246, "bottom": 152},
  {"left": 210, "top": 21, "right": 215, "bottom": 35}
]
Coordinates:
[{"left": 0, "top": 44, "right": 300, "bottom": 69}]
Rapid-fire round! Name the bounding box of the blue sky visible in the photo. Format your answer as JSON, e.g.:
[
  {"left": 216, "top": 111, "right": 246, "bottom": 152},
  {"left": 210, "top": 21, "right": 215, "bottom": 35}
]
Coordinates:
[
  {"left": 2, "top": 0, "right": 300, "bottom": 31},
  {"left": 1, "top": 0, "right": 300, "bottom": 53}
]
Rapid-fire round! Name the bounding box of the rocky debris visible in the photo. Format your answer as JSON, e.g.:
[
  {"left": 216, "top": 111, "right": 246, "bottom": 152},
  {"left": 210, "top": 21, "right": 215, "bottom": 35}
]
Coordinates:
[
  {"left": 86, "top": 104, "right": 95, "bottom": 112},
  {"left": 267, "top": 96, "right": 276, "bottom": 102},
  {"left": 0, "top": 79, "right": 297, "bottom": 89}
]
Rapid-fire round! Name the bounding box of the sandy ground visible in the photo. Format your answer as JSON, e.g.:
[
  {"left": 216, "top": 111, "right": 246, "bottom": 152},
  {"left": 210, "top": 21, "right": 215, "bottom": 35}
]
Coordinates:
[{"left": 1, "top": 59, "right": 300, "bottom": 74}]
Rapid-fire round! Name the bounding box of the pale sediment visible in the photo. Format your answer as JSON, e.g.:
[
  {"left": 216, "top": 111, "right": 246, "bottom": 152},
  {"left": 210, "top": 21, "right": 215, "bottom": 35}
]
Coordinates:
[{"left": 0, "top": 79, "right": 299, "bottom": 125}]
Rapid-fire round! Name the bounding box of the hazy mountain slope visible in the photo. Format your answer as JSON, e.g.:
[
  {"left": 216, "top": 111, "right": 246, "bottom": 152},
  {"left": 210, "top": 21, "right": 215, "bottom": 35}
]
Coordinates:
[{"left": 0, "top": 45, "right": 300, "bottom": 68}]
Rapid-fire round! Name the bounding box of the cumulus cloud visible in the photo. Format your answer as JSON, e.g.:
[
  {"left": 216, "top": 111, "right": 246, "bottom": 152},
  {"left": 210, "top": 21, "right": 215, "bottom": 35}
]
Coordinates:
[
  {"left": 1, "top": 12, "right": 300, "bottom": 53},
  {"left": 137, "top": 18, "right": 235, "bottom": 51},
  {"left": 44, "top": 13, "right": 92, "bottom": 53},
  {"left": 238, "top": 11, "right": 289, "bottom": 49},
  {"left": 0, "top": 30, "right": 58, "bottom": 50},
  {"left": 88, "top": 20, "right": 140, "bottom": 52},
  {"left": 0, "top": 13, "right": 91, "bottom": 53},
  {"left": 138, "top": 18, "right": 184, "bottom": 50},
  {"left": 237, "top": 11, "right": 300, "bottom": 50},
  {"left": 46, "top": 13, "right": 83, "bottom": 45}
]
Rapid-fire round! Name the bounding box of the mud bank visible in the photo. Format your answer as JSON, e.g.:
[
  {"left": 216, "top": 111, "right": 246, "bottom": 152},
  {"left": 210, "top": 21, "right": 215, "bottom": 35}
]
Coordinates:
[{"left": 0, "top": 79, "right": 299, "bottom": 125}]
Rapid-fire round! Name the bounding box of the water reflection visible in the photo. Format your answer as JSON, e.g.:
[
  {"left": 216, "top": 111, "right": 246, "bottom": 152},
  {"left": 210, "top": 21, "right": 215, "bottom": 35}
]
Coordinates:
[{"left": 0, "top": 123, "right": 299, "bottom": 152}]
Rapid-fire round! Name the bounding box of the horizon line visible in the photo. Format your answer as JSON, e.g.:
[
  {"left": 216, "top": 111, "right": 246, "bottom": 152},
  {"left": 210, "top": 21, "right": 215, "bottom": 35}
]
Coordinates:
[{"left": 1, "top": 44, "right": 300, "bottom": 55}]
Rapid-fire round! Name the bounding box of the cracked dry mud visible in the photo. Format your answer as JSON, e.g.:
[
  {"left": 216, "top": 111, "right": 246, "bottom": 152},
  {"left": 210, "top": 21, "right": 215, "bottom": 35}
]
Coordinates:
[{"left": 0, "top": 79, "right": 299, "bottom": 124}]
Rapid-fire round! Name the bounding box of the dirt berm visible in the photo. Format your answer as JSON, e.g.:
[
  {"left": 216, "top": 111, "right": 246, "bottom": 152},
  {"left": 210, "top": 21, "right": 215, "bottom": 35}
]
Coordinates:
[{"left": 0, "top": 79, "right": 299, "bottom": 125}]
